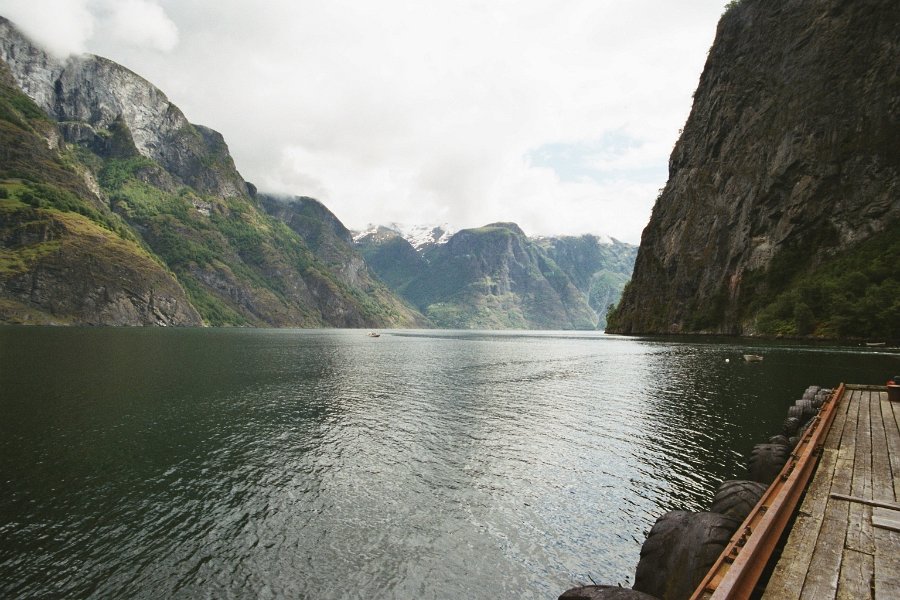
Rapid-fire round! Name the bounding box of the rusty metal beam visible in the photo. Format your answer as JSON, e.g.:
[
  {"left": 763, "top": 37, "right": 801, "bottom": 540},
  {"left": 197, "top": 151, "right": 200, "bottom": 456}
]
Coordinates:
[{"left": 689, "top": 383, "right": 846, "bottom": 600}]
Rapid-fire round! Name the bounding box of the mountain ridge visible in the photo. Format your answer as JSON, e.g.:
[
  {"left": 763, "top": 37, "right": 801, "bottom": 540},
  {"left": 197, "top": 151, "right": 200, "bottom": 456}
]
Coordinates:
[{"left": 0, "top": 17, "right": 426, "bottom": 328}]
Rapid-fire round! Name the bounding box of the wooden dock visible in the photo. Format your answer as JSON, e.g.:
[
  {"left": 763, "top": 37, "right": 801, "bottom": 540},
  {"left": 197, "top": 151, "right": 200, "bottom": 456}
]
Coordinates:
[{"left": 761, "top": 384, "right": 900, "bottom": 599}]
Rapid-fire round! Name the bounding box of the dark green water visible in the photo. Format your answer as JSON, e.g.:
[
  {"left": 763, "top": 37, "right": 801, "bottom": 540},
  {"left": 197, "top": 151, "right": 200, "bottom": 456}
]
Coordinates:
[{"left": 1, "top": 327, "right": 897, "bottom": 598}]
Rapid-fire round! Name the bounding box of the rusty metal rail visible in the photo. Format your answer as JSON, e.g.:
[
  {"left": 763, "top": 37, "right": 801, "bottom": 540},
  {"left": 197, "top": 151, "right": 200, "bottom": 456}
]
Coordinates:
[{"left": 689, "top": 383, "right": 845, "bottom": 600}]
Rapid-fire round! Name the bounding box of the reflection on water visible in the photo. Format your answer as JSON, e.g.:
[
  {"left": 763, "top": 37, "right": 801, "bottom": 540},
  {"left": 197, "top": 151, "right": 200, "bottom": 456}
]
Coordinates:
[{"left": 1, "top": 328, "right": 897, "bottom": 598}]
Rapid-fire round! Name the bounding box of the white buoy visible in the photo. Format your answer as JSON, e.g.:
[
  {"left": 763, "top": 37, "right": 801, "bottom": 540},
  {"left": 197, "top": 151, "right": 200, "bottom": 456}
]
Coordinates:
[{"left": 725, "top": 358, "right": 730, "bottom": 363}]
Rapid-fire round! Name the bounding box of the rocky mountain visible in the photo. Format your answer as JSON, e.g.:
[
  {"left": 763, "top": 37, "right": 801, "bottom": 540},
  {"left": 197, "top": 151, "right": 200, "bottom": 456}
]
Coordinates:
[
  {"left": 0, "top": 17, "right": 425, "bottom": 327},
  {"left": 608, "top": 0, "right": 900, "bottom": 340},
  {"left": 535, "top": 235, "right": 637, "bottom": 329},
  {"left": 357, "top": 222, "right": 636, "bottom": 329}
]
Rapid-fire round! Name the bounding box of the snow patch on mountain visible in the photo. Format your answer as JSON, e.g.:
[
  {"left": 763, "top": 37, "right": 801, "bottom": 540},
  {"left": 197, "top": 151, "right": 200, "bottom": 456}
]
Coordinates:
[{"left": 353, "top": 223, "right": 455, "bottom": 251}]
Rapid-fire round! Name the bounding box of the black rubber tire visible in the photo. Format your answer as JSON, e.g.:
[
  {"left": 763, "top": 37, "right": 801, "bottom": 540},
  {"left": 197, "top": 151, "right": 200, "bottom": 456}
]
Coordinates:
[
  {"left": 633, "top": 511, "right": 741, "bottom": 600},
  {"left": 795, "top": 399, "right": 817, "bottom": 419},
  {"left": 769, "top": 434, "right": 791, "bottom": 447},
  {"left": 710, "top": 480, "right": 768, "bottom": 521},
  {"left": 802, "top": 391, "right": 816, "bottom": 401},
  {"left": 789, "top": 435, "right": 800, "bottom": 446},
  {"left": 783, "top": 416, "right": 802, "bottom": 436},
  {"left": 787, "top": 405, "right": 804, "bottom": 419},
  {"left": 748, "top": 443, "right": 791, "bottom": 484},
  {"left": 559, "top": 585, "right": 659, "bottom": 599},
  {"left": 806, "top": 385, "right": 820, "bottom": 395}
]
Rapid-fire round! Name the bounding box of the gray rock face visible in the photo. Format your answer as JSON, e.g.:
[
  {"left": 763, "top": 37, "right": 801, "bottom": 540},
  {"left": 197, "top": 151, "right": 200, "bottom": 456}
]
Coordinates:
[
  {"left": 0, "top": 17, "right": 245, "bottom": 198},
  {"left": 609, "top": 0, "right": 900, "bottom": 335}
]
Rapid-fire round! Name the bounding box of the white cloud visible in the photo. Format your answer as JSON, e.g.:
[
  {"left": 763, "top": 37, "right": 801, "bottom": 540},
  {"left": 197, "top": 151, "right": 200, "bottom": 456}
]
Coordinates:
[
  {"left": 0, "top": 0, "right": 94, "bottom": 56},
  {"left": 100, "top": 0, "right": 178, "bottom": 52},
  {"left": 0, "top": 0, "right": 726, "bottom": 243},
  {"left": 0, "top": 0, "right": 178, "bottom": 55}
]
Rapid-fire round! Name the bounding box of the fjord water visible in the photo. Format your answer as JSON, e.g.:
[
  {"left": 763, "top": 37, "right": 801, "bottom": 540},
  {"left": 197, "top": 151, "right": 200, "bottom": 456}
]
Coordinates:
[{"left": 1, "top": 329, "right": 896, "bottom": 598}]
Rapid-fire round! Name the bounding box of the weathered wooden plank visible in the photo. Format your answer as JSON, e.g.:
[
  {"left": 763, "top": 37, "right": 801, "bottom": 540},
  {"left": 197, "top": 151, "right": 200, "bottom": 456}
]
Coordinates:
[
  {"left": 873, "top": 526, "right": 900, "bottom": 600},
  {"left": 797, "top": 389, "right": 857, "bottom": 599},
  {"left": 875, "top": 389, "right": 900, "bottom": 599},
  {"left": 872, "top": 507, "right": 900, "bottom": 532},
  {"left": 887, "top": 395, "right": 900, "bottom": 501},
  {"left": 846, "top": 390, "right": 875, "bottom": 554},
  {"left": 831, "top": 390, "right": 861, "bottom": 497},
  {"left": 763, "top": 447, "right": 839, "bottom": 597},
  {"left": 871, "top": 395, "right": 895, "bottom": 503},
  {"left": 799, "top": 503, "right": 851, "bottom": 599},
  {"left": 762, "top": 387, "right": 900, "bottom": 600},
  {"left": 837, "top": 547, "right": 874, "bottom": 599},
  {"left": 825, "top": 386, "right": 853, "bottom": 450}
]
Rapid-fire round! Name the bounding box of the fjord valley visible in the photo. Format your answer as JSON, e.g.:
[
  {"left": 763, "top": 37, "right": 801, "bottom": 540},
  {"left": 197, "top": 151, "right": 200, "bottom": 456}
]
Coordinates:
[
  {"left": 2, "top": 1, "right": 900, "bottom": 599},
  {"left": 607, "top": 0, "right": 900, "bottom": 342}
]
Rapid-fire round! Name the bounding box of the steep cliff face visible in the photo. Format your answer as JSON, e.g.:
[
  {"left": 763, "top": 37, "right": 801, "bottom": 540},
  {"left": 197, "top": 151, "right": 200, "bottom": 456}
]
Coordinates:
[
  {"left": 0, "top": 18, "right": 245, "bottom": 198},
  {"left": 0, "top": 57, "right": 202, "bottom": 325},
  {"left": 0, "top": 17, "right": 425, "bottom": 328},
  {"left": 609, "top": 0, "right": 900, "bottom": 337}
]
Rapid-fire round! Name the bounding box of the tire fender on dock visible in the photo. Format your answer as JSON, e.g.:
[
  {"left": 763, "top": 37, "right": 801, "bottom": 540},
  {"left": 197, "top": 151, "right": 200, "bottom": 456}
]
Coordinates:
[
  {"left": 748, "top": 443, "right": 791, "bottom": 484},
  {"left": 558, "top": 585, "right": 659, "bottom": 599},
  {"left": 633, "top": 510, "right": 741, "bottom": 600},
  {"left": 710, "top": 480, "right": 768, "bottom": 522}
]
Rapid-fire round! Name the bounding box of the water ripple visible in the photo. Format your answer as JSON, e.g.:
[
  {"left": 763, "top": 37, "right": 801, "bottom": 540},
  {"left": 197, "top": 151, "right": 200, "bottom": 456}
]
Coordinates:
[{"left": 1, "top": 328, "right": 897, "bottom": 598}]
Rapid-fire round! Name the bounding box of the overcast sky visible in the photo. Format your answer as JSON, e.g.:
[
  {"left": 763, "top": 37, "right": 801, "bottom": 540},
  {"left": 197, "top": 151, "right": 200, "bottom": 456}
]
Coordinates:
[{"left": 1, "top": 0, "right": 725, "bottom": 243}]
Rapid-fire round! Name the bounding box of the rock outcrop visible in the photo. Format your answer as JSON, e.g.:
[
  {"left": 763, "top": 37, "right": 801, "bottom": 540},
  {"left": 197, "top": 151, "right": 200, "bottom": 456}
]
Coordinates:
[
  {"left": 608, "top": 0, "right": 900, "bottom": 337},
  {"left": 0, "top": 18, "right": 245, "bottom": 198},
  {"left": 258, "top": 195, "right": 428, "bottom": 326}
]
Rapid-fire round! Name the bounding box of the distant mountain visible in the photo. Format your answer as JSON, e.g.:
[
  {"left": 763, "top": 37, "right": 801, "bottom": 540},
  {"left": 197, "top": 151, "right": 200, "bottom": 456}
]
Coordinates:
[
  {"left": 535, "top": 235, "right": 638, "bottom": 329},
  {"left": 607, "top": 0, "right": 900, "bottom": 340},
  {"left": 356, "top": 223, "right": 636, "bottom": 330},
  {"left": 0, "top": 17, "right": 425, "bottom": 327}
]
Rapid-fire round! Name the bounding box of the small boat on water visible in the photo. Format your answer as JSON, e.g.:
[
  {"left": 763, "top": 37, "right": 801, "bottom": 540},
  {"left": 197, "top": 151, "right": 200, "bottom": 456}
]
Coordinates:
[
  {"left": 743, "top": 354, "right": 764, "bottom": 362},
  {"left": 367, "top": 332, "right": 381, "bottom": 338},
  {"left": 866, "top": 342, "right": 885, "bottom": 347}
]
